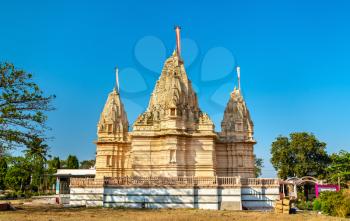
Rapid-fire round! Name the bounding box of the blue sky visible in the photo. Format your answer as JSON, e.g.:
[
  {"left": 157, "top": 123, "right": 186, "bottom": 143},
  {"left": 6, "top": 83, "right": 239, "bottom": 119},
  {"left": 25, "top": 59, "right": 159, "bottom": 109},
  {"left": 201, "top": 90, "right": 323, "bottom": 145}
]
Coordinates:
[{"left": 1, "top": 0, "right": 350, "bottom": 177}]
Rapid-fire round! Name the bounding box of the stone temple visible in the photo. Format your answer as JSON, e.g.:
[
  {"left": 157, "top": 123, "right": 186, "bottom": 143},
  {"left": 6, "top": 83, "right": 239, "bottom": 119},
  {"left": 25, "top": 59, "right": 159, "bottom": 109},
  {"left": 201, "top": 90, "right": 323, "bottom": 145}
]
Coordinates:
[
  {"left": 67, "top": 27, "right": 280, "bottom": 210},
  {"left": 95, "top": 26, "right": 255, "bottom": 179}
]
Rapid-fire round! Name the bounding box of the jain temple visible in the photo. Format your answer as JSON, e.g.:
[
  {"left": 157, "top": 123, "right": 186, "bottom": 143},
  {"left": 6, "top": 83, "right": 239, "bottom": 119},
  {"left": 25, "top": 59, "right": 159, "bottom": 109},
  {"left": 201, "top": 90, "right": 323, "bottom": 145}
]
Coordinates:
[
  {"left": 60, "top": 27, "right": 280, "bottom": 210},
  {"left": 96, "top": 26, "right": 255, "bottom": 179}
]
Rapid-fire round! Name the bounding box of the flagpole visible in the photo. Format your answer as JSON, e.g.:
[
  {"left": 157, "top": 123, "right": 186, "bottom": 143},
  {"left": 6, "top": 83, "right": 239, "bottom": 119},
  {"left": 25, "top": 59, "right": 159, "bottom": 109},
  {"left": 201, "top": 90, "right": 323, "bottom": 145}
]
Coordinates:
[
  {"left": 237, "top": 66, "right": 241, "bottom": 91},
  {"left": 115, "top": 67, "right": 119, "bottom": 93}
]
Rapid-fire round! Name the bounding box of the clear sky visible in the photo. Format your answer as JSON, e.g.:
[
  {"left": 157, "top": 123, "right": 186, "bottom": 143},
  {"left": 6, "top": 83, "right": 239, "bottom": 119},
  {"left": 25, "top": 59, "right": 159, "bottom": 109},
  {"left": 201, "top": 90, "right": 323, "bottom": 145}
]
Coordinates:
[{"left": 1, "top": 0, "right": 350, "bottom": 177}]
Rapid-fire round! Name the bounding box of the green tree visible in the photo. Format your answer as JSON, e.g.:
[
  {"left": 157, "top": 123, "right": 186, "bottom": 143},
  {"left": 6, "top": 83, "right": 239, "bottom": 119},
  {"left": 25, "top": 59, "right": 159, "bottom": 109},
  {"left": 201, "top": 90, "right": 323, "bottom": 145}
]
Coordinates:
[
  {"left": 80, "top": 159, "right": 95, "bottom": 169},
  {"left": 5, "top": 156, "right": 32, "bottom": 191},
  {"left": 270, "top": 132, "right": 330, "bottom": 179},
  {"left": 254, "top": 155, "right": 264, "bottom": 178},
  {"left": 47, "top": 156, "right": 60, "bottom": 189},
  {"left": 48, "top": 157, "right": 60, "bottom": 170},
  {"left": 0, "top": 157, "right": 7, "bottom": 189},
  {"left": 60, "top": 159, "right": 67, "bottom": 168},
  {"left": 66, "top": 155, "right": 79, "bottom": 169},
  {"left": 24, "top": 136, "right": 48, "bottom": 191},
  {"left": 326, "top": 150, "right": 350, "bottom": 187},
  {"left": 0, "top": 63, "right": 54, "bottom": 153},
  {"left": 25, "top": 136, "right": 48, "bottom": 161}
]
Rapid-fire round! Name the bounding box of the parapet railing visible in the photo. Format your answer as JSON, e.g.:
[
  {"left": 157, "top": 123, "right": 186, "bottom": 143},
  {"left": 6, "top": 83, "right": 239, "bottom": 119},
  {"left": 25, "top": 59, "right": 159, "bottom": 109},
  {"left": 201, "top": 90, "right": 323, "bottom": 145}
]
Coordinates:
[
  {"left": 218, "top": 176, "right": 240, "bottom": 186},
  {"left": 70, "top": 178, "right": 104, "bottom": 187},
  {"left": 70, "top": 176, "right": 280, "bottom": 188},
  {"left": 240, "top": 178, "right": 280, "bottom": 186},
  {"left": 105, "top": 176, "right": 224, "bottom": 187}
]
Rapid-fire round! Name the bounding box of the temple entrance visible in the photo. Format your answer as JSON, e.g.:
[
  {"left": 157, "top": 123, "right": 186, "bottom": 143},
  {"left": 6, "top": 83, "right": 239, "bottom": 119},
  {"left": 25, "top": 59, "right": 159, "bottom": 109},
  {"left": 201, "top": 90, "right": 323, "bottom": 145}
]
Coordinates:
[{"left": 281, "top": 176, "right": 320, "bottom": 200}]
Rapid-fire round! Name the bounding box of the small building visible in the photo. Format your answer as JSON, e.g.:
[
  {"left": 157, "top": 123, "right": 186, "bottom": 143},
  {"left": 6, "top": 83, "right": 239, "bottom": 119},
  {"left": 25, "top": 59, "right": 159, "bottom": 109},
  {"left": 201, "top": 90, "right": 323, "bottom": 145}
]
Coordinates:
[{"left": 55, "top": 169, "right": 95, "bottom": 204}]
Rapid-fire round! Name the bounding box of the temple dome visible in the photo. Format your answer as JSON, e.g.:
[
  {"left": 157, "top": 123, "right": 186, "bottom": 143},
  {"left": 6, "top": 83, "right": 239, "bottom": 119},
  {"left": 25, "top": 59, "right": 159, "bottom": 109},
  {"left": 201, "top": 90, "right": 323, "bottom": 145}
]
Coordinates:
[
  {"left": 133, "top": 51, "right": 213, "bottom": 131},
  {"left": 220, "top": 88, "right": 254, "bottom": 142},
  {"left": 97, "top": 89, "right": 129, "bottom": 141},
  {"left": 148, "top": 51, "right": 199, "bottom": 112}
]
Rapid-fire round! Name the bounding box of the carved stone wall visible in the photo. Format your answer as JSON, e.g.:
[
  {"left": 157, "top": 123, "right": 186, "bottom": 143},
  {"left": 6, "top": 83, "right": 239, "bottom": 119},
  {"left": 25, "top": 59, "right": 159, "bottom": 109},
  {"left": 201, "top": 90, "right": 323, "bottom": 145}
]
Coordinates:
[
  {"left": 130, "top": 135, "right": 215, "bottom": 177},
  {"left": 215, "top": 142, "right": 255, "bottom": 178},
  {"left": 95, "top": 141, "right": 132, "bottom": 179}
]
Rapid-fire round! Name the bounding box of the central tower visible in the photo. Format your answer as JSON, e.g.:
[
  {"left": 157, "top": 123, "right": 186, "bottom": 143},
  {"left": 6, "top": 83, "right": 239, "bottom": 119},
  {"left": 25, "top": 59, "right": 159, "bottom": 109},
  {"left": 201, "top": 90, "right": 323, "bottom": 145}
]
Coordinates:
[{"left": 130, "top": 27, "right": 216, "bottom": 177}]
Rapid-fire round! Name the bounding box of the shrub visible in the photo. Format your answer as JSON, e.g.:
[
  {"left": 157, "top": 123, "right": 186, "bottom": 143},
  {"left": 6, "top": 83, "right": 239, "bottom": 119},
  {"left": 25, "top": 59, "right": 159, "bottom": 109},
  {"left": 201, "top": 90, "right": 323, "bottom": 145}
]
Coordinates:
[
  {"left": 318, "top": 190, "right": 350, "bottom": 218},
  {"left": 24, "top": 191, "right": 32, "bottom": 198},
  {"left": 319, "top": 191, "right": 342, "bottom": 215},
  {"left": 4, "top": 191, "right": 17, "bottom": 199},
  {"left": 313, "top": 198, "right": 322, "bottom": 211},
  {"left": 296, "top": 200, "right": 313, "bottom": 210},
  {"left": 16, "top": 190, "right": 24, "bottom": 198},
  {"left": 335, "top": 190, "right": 350, "bottom": 218}
]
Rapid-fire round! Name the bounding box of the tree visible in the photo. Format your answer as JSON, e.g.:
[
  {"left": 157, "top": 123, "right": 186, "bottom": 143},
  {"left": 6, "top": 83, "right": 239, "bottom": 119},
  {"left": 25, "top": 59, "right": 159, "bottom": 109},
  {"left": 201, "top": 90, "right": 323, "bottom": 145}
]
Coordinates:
[
  {"left": 24, "top": 136, "right": 49, "bottom": 191},
  {"left": 270, "top": 132, "right": 330, "bottom": 179},
  {"left": 47, "top": 156, "right": 60, "bottom": 189},
  {"left": 48, "top": 157, "right": 60, "bottom": 170},
  {"left": 24, "top": 136, "right": 49, "bottom": 161},
  {"left": 5, "top": 156, "right": 32, "bottom": 191},
  {"left": 60, "top": 159, "right": 67, "bottom": 168},
  {"left": 0, "top": 63, "right": 54, "bottom": 153},
  {"left": 80, "top": 159, "right": 95, "bottom": 169},
  {"left": 66, "top": 155, "right": 79, "bottom": 169},
  {"left": 326, "top": 150, "right": 350, "bottom": 187},
  {"left": 0, "top": 157, "right": 7, "bottom": 189},
  {"left": 254, "top": 155, "right": 264, "bottom": 178}
]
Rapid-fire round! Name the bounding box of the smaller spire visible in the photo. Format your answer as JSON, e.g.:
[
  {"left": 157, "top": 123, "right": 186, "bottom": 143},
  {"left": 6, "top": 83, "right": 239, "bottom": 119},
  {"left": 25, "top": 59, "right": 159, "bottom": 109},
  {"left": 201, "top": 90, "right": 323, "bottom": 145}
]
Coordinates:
[
  {"left": 236, "top": 66, "right": 241, "bottom": 91},
  {"left": 115, "top": 67, "right": 120, "bottom": 93}
]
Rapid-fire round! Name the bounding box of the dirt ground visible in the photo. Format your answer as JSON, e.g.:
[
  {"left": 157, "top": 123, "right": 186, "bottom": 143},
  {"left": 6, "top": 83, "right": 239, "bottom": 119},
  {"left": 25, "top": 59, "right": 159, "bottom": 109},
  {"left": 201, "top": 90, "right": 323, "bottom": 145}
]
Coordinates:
[{"left": 0, "top": 204, "right": 348, "bottom": 221}]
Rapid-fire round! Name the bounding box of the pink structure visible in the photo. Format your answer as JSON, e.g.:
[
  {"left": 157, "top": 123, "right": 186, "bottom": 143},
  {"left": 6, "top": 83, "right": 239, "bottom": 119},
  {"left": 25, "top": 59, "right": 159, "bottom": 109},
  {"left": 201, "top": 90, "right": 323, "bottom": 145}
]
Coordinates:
[{"left": 315, "top": 184, "right": 340, "bottom": 197}]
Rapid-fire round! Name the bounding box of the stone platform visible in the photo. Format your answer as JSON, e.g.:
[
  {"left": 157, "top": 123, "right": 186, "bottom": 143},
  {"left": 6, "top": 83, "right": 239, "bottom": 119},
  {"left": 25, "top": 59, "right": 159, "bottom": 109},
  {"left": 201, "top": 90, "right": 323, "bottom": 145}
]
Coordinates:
[{"left": 67, "top": 177, "right": 280, "bottom": 210}]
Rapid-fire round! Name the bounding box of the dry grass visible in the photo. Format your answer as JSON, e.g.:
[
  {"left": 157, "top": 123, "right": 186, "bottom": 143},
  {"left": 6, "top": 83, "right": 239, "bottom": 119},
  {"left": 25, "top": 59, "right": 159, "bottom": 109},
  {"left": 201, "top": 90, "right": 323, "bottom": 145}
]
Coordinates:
[{"left": 0, "top": 205, "right": 348, "bottom": 221}]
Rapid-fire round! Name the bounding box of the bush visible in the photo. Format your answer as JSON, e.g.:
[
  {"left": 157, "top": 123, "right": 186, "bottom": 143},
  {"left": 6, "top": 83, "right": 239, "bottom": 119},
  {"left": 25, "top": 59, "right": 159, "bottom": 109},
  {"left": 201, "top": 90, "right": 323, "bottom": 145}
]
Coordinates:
[
  {"left": 336, "top": 190, "right": 350, "bottom": 218},
  {"left": 296, "top": 200, "right": 313, "bottom": 210},
  {"left": 318, "top": 190, "right": 350, "bottom": 217},
  {"left": 16, "top": 190, "right": 24, "bottom": 198},
  {"left": 24, "top": 191, "right": 32, "bottom": 198},
  {"left": 4, "top": 191, "right": 17, "bottom": 199},
  {"left": 313, "top": 198, "right": 322, "bottom": 211}
]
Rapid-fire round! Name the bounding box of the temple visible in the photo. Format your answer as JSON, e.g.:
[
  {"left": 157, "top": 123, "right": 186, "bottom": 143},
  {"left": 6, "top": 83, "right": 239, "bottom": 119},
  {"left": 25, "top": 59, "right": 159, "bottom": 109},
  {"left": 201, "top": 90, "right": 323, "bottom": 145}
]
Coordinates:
[
  {"left": 95, "top": 26, "right": 256, "bottom": 179},
  {"left": 66, "top": 27, "right": 281, "bottom": 210}
]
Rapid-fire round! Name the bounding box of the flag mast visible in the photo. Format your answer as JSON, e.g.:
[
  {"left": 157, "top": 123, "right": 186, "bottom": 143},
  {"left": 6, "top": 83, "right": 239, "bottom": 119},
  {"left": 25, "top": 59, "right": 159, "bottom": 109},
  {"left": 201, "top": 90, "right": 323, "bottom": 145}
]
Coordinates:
[
  {"left": 175, "top": 25, "right": 181, "bottom": 58},
  {"left": 236, "top": 66, "right": 241, "bottom": 91},
  {"left": 115, "top": 67, "right": 119, "bottom": 93}
]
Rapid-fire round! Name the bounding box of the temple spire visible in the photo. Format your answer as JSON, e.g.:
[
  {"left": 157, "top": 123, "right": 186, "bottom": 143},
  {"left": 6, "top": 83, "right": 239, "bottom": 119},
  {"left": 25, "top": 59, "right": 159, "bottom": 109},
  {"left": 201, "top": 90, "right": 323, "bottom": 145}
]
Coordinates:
[
  {"left": 115, "top": 67, "right": 119, "bottom": 93},
  {"left": 236, "top": 66, "right": 241, "bottom": 91},
  {"left": 175, "top": 25, "right": 181, "bottom": 58}
]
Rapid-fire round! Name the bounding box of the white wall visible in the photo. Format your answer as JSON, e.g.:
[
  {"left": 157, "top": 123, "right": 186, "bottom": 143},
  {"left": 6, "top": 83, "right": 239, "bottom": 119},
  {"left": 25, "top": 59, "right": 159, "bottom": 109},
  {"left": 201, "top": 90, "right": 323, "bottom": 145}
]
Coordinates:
[
  {"left": 69, "top": 188, "right": 104, "bottom": 207},
  {"left": 69, "top": 185, "right": 279, "bottom": 210},
  {"left": 241, "top": 187, "right": 279, "bottom": 209}
]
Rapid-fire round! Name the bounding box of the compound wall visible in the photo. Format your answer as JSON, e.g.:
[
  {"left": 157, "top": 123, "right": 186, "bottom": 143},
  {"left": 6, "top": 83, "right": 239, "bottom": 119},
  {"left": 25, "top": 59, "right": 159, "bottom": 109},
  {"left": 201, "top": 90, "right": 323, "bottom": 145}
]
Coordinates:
[{"left": 68, "top": 185, "right": 279, "bottom": 210}]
